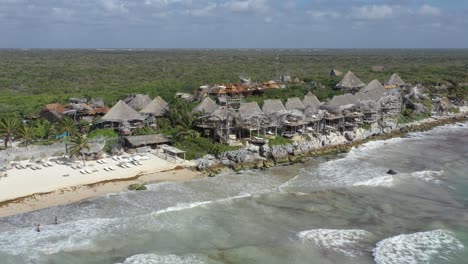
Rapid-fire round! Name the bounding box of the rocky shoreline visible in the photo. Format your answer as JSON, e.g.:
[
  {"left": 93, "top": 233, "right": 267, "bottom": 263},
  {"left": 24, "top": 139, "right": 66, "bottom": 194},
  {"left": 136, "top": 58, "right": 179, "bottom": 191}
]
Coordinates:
[{"left": 195, "top": 113, "right": 468, "bottom": 171}]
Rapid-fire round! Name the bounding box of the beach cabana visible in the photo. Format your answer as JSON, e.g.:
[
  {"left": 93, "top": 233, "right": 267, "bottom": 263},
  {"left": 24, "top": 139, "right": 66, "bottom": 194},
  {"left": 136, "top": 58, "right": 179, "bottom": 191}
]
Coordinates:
[
  {"left": 285, "top": 97, "right": 306, "bottom": 111},
  {"left": 98, "top": 100, "right": 144, "bottom": 134},
  {"left": 335, "top": 71, "right": 366, "bottom": 93},
  {"left": 262, "top": 99, "right": 285, "bottom": 136},
  {"left": 359, "top": 80, "right": 386, "bottom": 102},
  {"left": 140, "top": 96, "right": 169, "bottom": 126},
  {"left": 124, "top": 134, "right": 171, "bottom": 150},
  {"left": 192, "top": 97, "right": 219, "bottom": 115},
  {"left": 238, "top": 102, "right": 268, "bottom": 138},
  {"left": 385, "top": 73, "right": 406, "bottom": 89},
  {"left": 124, "top": 94, "right": 152, "bottom": 111}
]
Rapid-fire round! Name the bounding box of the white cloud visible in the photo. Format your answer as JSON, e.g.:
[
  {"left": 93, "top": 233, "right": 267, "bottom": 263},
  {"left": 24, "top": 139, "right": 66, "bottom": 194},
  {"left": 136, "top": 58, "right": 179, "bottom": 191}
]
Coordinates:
[
  {"left": 307, "top": 10, "right": 340, "bottom": 20},
  {"left": 224, "top": 0, "right": 269, "bottom": 14},
  {"left": 52, "top": 7, "right": 74, "bottom": 20},
  {"left": 351, "top": 5, "right": 394, "bottom": 20},
  {"left": 100, "top": 0, "right": 127, "bottom": 13},
  {"left": 418, "top": 5, "right": 441, "bottom": 16},
  {"left": 190, "top": 3, "right": 217, "bottom": 17}
]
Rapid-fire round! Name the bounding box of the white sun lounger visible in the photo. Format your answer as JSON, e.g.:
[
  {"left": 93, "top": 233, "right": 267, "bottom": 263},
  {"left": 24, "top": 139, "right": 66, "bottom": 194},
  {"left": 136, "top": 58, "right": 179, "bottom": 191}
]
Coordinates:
[
  {"left": 125, "top": 163, "right": 132, "bottom": 168},
  {"left": 80, "top": 170, "right": 86, "bottom": 174},
  {"left": 85, "top": 169, "right": 92, "bottom": 174},
  {"left": 108, "top": 167, "right": 115, "bottom": 171},
  {"left": 104, "top": 167, "right": 109, "bottom": 171}
]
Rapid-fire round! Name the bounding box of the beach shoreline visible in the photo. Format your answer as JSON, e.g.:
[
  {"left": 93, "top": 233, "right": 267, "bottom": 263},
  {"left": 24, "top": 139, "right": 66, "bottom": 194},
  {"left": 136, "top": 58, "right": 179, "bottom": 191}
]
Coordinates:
[
  {"left": 0, "top": 167, "right": 203, "bottom": 217},
  {"left": 0, "top": 112, "right": 466, "bottom": 218}
]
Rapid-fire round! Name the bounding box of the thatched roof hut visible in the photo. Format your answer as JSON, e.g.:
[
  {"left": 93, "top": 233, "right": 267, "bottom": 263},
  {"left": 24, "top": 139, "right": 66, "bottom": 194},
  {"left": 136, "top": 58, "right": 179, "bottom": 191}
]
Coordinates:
[
  {"left": 330, "top": 69, "right": 343, "bottom": 77},
  {"left": 321, "top": 94, "right": 357, "bottom": 114},
  {"left": 262, "top": 99, "right": 285, "bottom": 114},
  {"left": 192, "top": 97, "right": 218, "bottom": 114},
  {"left": 100, "top": 100, "right": 144, "bottom": 123},
  {"left": 124, "top": 94, "right": 152, "bottom": 110},
  {"left": 285, "top": 97, "right": 306, "bottom": 111},
  {"left": 336, "top": 71, "right": 366, "bottom": 92},
  {"left": 140, "top": 96, "right": 169, "bottom": 117},
  {"left": 208, "top": 106, "right": 236, "bottom": 122},
  {"left": 239, "top": 102, "right": 263, "bottom": 118},
  {"left": 386, "top": 73, "right": 406, "bottom": 87},
  {"left": 359, "top": 80, "right": 386, "bottom": 101},
  {"left": 124, "top": 134, "right": 170, "bottom": 148},
  {"left": 303, "top": 92, "right": 321, "bottom": 108}
]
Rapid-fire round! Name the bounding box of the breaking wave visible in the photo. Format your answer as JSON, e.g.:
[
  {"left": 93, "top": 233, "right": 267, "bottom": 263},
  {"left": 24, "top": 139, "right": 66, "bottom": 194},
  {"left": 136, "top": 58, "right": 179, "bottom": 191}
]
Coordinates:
[
  {"left": 411, "top": 170, "right": 445, "bottom": 185},
  {"left": 115, "top": 254, "right": 207, "bottom": 264},
  {"left": 297, "top": 229, "right": 374, "bottom": 257},
  {"left": 373, "top": 230, "right": 464, "bottom": 264},
  {"left": 353, "top": 176, "right": 394, "bottom": 187}
]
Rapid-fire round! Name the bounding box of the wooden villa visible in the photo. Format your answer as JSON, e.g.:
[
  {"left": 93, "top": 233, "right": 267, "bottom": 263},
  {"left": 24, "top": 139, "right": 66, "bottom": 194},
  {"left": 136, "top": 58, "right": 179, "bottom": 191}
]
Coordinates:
[
  {"left": 97, "top": 100, "right": 144, "bottom": 135},
  {"left": 262, "top": 99, "right": 285, "bottom": 136},
  {"left": 238, "top": 102, "right": 268, "bottom": 138},
  {"left": 140, "top": 96, "right": 169, "bottom": 126},
  {"left": 335, "top": 71, "right": 366, "bottom": 93}
]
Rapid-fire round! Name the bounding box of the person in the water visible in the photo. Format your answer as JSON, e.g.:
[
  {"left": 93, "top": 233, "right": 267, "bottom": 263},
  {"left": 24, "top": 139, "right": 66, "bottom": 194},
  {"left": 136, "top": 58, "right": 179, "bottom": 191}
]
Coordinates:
[{"left": 35, "top": 224, "right": 40, "bottom": 233}]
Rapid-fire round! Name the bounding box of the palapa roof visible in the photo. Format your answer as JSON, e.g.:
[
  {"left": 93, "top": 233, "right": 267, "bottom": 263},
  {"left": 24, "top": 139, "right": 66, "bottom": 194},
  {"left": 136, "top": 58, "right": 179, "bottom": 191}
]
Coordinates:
[
  {"left": 124, "top": 134, "right": 170, "bottom": 147},
  {"left": 302, "top": 92, "right": 321, "bottom": 109},
  {"left": 124, "top": 94, "right": 152, "bottom": 110},
  {"left": 359, "top": 80, "right": 386, "bottom": 101},
  {"left": 336, "top": 71, "right": 366, "bottom": 89},
  {"left": 386, "top": 73, "right": 406, "bottom": 86},
  {"left": 192, "top": 97, "right": 218, "bottom": 114},
  {"left": 285, "top": 97, "right": 306, "bottom": 111},
  {"left": 322, "top": 94, "right": 358, "bottom": 114},
  {"left": 330, "top": 69, "right": 343, "bottom": 77},
  {"left": 208, "top": 106, "right": 235, "bottom": 121},
  {"left": 100, "top": 100, "right": 144, "bottom": 122},
  {"left": 140, "top": 96, "right": 169, "bottom": 117},
  {"left": 239, "top": 102, "right": 263, "bottom": 118},
  {"left": 262, "top": 99, "right": 285, "bottom": 114}
]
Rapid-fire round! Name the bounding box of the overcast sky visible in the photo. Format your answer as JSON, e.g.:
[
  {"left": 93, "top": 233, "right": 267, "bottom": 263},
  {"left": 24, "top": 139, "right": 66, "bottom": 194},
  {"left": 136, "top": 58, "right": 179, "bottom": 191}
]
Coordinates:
[{"left": 0, "top": 0, "right": 467, "bottom": 48}]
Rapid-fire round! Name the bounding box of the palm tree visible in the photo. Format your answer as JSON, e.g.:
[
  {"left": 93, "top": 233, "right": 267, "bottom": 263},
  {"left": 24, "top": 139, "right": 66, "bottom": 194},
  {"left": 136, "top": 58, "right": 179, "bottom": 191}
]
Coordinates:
[
  {"left": 57, "top": 116, "right": 77, "bottom": 137},
  {"left": 68, "top": 135, "right": 90, "bottom": 166},
  {"left": 18, "top": 125, "right": 35, "bottom": 146},
  {"left": 0, "top": 117, "right": 20, "bottom": 149}
]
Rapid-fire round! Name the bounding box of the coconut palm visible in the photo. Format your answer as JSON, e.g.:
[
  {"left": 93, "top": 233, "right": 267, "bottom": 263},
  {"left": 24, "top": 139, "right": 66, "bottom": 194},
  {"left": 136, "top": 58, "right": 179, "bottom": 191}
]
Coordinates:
[
  {"left": 68, "top": 134, "right": 90, "bottom": 166},
  {"left": 0, "top": 117, "right": 20, "bottom": 149},
  {"left": 18, "top": 125, "right": 35, "bottom": 146},
  {"left": 57, "top": 116, "right": 77, "bottom": 137}
]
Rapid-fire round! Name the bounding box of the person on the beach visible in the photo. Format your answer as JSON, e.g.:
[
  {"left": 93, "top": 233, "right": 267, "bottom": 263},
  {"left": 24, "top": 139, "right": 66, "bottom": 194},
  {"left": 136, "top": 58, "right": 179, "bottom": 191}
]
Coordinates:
[
  {"left": 36, "top": 224, "right": 40, "bottom": 232},
  {"left": 54, "top": 216, "right": 58, "bottom": 225}
]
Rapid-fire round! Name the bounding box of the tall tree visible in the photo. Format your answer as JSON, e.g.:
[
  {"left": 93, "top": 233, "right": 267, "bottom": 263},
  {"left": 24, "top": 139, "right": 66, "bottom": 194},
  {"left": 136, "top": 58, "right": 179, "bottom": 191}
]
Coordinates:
[
  {"left": 18, "top": 125, "right": 35, "bottom": 147},
  {"left": 57, "top": 116, "right": 77, "bottom": 137},
  {"left": 68, "top": 135, "right": 90, "bottom": 166},
  {"left": 0, "top": 117, "right": 20, "bottom": 149}
]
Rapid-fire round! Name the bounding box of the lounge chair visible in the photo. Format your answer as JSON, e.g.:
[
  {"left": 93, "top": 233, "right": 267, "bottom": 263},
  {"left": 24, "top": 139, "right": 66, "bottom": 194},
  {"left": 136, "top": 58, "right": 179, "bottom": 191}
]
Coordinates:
[
  {"left": 36, "top": 166, "right": 42, "bottom": 170},
  {"left": 103, "top": 167, "right": 109, "bottom": 171},
  {"left": 125, "top": 163, "right": 132, "bottom": 168},
  {"left": 137, "top": 161, "right": 143, "bottom": 165},
  {"left": 108, "top": 167, "right": 115, "bottom": 171},
  {"left": 85, "top": 169, "right": 92, "bottom": 174},
  {"left": 80, "top": 170, "right": 86, "bottom": 174}
]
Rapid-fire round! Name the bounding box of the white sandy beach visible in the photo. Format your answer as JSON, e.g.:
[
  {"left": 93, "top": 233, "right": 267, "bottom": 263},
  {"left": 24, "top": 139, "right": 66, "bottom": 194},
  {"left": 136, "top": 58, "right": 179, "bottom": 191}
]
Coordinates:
[{"left": 0, "top": 152, "right": 195, "bottom": 203}]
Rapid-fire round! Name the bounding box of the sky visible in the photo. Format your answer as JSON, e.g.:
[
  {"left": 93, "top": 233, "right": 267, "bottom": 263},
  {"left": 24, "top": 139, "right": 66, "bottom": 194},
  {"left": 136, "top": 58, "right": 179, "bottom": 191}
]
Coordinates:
[{"left": 0, "top": 0, "right": 467, "bottom": 48}]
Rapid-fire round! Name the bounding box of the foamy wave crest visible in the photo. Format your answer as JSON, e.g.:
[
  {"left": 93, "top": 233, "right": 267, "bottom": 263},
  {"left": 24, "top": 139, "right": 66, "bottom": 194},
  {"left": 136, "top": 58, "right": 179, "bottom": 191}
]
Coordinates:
[
  {"left": 0, "top": 217, "right": 117, "bottom": 260},
  {"left": 297, "top": 229, "right": 374, "bottom": 257},
  {"left": 373, "top": 230, "right": 464, "bottom": 264},
  {"left": 116, "top": 254, "right": 206, "bottom": 264},
  {"left": 353, "top": 176, "right": 394, "bottom": 187},
  {"left": 152, "top": 193, "right": 251, "bottom": 216},
  {"left": 411, "top": 170, "right": 445, "bottom": 185}
]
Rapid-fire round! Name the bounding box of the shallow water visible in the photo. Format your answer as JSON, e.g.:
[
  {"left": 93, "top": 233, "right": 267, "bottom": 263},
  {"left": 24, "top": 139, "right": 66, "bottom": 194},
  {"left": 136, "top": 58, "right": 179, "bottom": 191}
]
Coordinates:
[{"left": 0, "top": 122, "right": 467, "bottom": 264}]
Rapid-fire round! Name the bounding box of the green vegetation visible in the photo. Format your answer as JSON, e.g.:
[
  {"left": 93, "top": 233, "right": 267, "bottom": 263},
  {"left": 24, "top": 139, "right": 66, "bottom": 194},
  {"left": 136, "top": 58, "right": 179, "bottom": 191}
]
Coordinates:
[
  {"left": 68, "top": 134, "right": 90, "bottom": 166},
  {"left": 268, "top": 137, "right": 293, "bottom": 147},
  {"left": 128, "top": 183, "right": 147, "bottom": 191},
  {"left": 88, "top": 128, "right": 118, "bottom": 139},
  {"left": 1, "top": 49, "right": 468, "bottom": 117},
  {"left": 0, "top": 117, "right": 20, "bottom": 148}
]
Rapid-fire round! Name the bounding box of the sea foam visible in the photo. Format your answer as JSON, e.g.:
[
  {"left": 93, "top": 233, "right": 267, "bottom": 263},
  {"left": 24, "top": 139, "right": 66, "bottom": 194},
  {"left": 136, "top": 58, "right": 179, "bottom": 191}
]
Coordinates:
[
  {"left": 116, "top": 254, "right": 207, "bottom": 264},
  {"left": 297, "top": 229, "right": 374, "bottom": 257},
  {"left": 373, "top": 229, "right": 464, "bottom": 264},
  {"left": 353, "top": 175, "right": 394, "bottom": 187}
]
